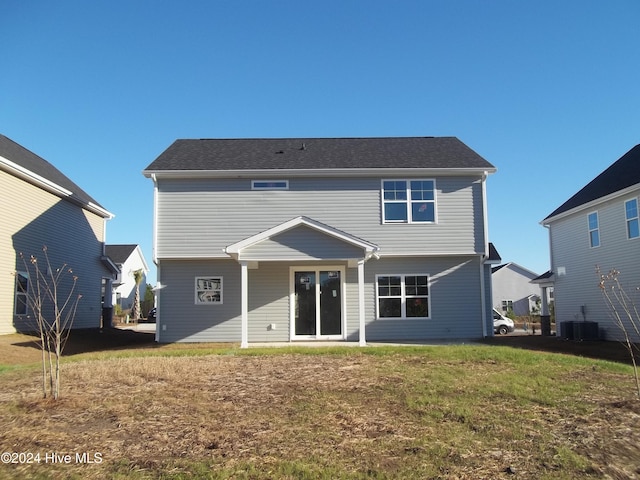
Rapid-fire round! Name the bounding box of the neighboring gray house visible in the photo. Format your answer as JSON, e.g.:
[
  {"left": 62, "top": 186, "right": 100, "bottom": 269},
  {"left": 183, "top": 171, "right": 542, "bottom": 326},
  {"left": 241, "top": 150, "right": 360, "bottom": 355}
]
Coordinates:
[
  {"left": 491, "top": 263, "right": 543, "bottom": 316},
  {"left": 104, "top": 244, "right": 150, "bottom": 314},
  {"left": 542, "top": 144, "right": 640, "bottom": 341},
  {"left": 143, "top": 137, "right": 498, "bottom": 345},
  {"left": 0, "top": 134, "right": 116, "bottom": 334}
]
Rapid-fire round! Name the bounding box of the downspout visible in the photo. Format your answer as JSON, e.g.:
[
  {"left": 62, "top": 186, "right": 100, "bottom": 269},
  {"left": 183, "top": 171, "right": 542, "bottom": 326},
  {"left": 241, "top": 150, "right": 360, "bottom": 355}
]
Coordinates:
[
  {"left": 151, "top": 174, "right": 159, "bottom": 266},
  {"left": 152, "top": 174, "right": 160, "bottom": 342},
  {"left": 480, "top": 171, "right": 489, "bottom": 338}
]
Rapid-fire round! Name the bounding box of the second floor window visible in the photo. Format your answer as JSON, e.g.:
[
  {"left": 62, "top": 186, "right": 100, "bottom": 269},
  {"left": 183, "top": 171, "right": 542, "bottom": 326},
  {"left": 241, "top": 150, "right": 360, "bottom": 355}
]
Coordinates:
[
  {"left": 625, "top": 198, "right": 639, "bottom": 239},
  {"left": 588, "top": 212, "right": 600, "bottom": 248},
  {"left": 382, "top": 180, "right": 436, "bottom": 223}
]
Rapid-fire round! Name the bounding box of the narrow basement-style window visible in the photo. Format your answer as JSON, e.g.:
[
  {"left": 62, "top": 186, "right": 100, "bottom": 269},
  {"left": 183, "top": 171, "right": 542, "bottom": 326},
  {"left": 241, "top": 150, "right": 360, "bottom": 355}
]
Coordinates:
[
  {"left": 588, "top": 212, "right": 600, "bottom": 248},
  {"left": 251, "top": 180, "right": 289, "bottom": 190},
  {"left": 625, "top": 198, "right": 639, "bottom": 239},
  {"left": 14, "top": 271, "right": 28, "bottom": 315},
  {"left": 195, "top": 277, "right": 223, "bottom": 304}
]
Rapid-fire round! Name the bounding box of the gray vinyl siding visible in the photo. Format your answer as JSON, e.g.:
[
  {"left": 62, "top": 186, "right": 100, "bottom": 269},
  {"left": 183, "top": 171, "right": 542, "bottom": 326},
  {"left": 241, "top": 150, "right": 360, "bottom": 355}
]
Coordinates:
[
  {"left": 1, "top": 171, "right": 108, "bottom": 333},
  {"left": 491, "top": 266, "right": 541, "bottom": 316},
  {"left": 241, "top": 225, "right": 365, "bottom": 261},
  {"left": 155, "top": 176, "right": 485, "bottom": 259},
  {"left": 156, "top": 259, "right": 242, "bottom": 342},
  {"left": 157, "top": 255, "right": 486, "bottom": 343},
  {"left": 246, "top": 262, "right": 290, "bottom": 342},
  {"left": 354, "top": 256, "right": 484, "bottom": 341},
  {"left": 549, "top": 189, "right": 640, "bottom": 341}
]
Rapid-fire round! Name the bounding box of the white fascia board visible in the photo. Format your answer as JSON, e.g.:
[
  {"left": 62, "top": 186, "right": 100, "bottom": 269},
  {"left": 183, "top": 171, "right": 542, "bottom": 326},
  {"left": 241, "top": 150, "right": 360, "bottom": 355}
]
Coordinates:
[
  {"left": 134, "top": 245, "right": 151, "bottom": 273},
  {"left": 0, "top": 155, "right": 114, "bottom": 219},
  {"left": 0, "top": 155, "right": 73, "bottom": 197},
  {"left": 143, "top": 167, "right": 497, "bottom": 179},
  {"left": 378, "top": 251, "right": 483, "bottom": 258},
  {"left": 541, "top": 182, "right": 640, "bottom": 226}
]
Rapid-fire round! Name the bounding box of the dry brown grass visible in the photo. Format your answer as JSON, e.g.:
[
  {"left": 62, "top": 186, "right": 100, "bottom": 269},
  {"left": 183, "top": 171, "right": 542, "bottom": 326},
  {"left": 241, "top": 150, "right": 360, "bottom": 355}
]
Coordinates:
[{"left": 0, "top": 343, "right": 639, "bottom": 479}]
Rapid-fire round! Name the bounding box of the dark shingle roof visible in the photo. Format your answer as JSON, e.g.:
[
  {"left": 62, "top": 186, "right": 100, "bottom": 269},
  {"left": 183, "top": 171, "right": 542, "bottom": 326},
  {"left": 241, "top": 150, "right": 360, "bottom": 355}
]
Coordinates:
[
  {"left": 544, "top": 144, "right": 640, "bottom": 221},
  {"left": 105, "top": 244, "right": 138, "bottom": 264},
  {"left": 144, "top": 137, "right": 495, "bottom": 172},
  {"left": 0, "top": 134, "right": 107, "bottom": 212},
  {"left": 487, "top": 242, "right": 501, "bottom": 263}
]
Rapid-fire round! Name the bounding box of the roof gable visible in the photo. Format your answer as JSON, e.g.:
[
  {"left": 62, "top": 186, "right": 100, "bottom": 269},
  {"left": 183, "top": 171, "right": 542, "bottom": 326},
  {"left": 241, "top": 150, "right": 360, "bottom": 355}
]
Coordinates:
[
  {"left": 105, "top": 244, "right": 149, "bottom": 271},
  {"left": 224, "top": 216, "right": 379, "bottom": 260},
  {"left": 0, "top": 134, "right": 111, "bottom": 217},
  {"left": 144, "top": 137, "right": 495, "bottom": 174},
  {"left": 544, "top": 144, "right": 640, "bottom": 222},
  {"left": 105, "top": 244, "right": 138, "bottom": 264}
]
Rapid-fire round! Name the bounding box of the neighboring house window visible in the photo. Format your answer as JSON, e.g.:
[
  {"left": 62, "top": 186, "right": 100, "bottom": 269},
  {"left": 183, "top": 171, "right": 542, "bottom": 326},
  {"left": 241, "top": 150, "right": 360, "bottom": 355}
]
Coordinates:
[
  {"left": 501, "top": 300, "right": 513, "bottom": 314},
  {"left": 195, "top": 277, "right": 223, "bottom": 304},
  {"left": 625, "top": 198, "right": 639, "bottom": 239},
  {"left": 588, "top": 212, "right": 600, "bottom": 247},
  {"left": 376, "top": 274, "right": 430, "bottom": 318},
  {"left": 382, "top": 180, "right": 436, "bottom": 223},
  {"left": 14, "top": 271, "right": 28, "bottom": 315},
  {"left": 252, "top": 180, "right": 288, "bottom": 190}
]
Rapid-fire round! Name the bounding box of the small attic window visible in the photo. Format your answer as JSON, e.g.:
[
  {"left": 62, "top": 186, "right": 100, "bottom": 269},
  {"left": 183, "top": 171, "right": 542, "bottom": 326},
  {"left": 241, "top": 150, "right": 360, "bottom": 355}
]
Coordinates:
[{"left": 252, "top": 180, "right": 289, "bottom": 190}]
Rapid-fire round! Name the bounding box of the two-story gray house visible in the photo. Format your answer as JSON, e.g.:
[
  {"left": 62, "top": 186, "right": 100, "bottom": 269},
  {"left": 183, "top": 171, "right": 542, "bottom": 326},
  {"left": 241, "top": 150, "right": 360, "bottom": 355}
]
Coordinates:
[
  {"left": 542, "top": 144, "right": 640, "bottom": 342},
  {"left": 143, "top": 137, "right": 497, "bottom": 346}
]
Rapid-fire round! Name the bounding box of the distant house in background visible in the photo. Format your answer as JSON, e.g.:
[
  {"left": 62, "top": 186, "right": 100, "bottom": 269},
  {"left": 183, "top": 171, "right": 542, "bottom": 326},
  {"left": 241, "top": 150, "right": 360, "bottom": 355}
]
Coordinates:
[
  {"left": 491, "top": 263, "right": 543, "bottom": 316},
  {"left": 542, "top": 144, "right": 640, "bottom": 341},
  {"left": 0, "top": 134, "right": 115, "bottom": 334},
  {"left": 104, "top": 244, "right": 149, "bottom": 314}
]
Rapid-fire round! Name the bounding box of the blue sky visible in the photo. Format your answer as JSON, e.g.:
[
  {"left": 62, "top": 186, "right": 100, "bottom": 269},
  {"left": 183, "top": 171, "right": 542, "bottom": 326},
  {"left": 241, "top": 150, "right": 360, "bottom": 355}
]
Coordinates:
[{"left": 3, "top": 1, "right": 640, "bottom": 283}]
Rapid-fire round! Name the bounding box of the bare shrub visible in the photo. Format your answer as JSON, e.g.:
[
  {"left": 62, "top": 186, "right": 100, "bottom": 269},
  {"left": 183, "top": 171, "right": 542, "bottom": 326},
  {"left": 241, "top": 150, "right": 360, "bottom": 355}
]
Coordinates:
[
  {"left": 597, "top": 267, "right": 640, "bottom": 398},
  {"left": 15, "top": 246, "right": 82, "bottom": 400}
]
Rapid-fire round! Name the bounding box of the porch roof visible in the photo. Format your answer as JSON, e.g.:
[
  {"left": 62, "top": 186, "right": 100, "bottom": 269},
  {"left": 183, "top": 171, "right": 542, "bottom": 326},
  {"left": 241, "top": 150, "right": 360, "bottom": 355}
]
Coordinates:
[{"left": 224, "top": 216, "right": 379, "bottom": 262}]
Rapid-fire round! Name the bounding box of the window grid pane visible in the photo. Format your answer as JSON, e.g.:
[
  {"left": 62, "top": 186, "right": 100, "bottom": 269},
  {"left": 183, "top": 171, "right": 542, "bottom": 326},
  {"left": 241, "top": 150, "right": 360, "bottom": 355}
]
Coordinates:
[
  {"left": 588, "top": 213, "right": 600, "bottom": 247},
  {"left": 626, "top": 199, "right": 639, "bottom": 239},
  {"left": 377, "top": 274, "right": 429, "bottom": 319},
  {"left": 383, "top": 179, "right": 435, "bottom": 224}
]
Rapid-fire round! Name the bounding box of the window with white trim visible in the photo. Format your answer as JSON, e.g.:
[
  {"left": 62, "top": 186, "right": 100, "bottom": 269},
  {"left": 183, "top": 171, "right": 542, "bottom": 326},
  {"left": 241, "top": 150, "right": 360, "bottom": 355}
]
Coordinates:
[
  {"left": 588, "top": 212, "right": 600, "bottom": 247},
  {"left": 195, "top": 277, "right": 223, "bottom": 304},
  {"left": 252, "top": 180, "right": 288, "bottom": 190},
  {"left": 14, "top": 271, "right": 28, "bottom": 315},
  {"left": 625, "top": 198, "right": 639, "bottom": 239},
  {"left": 382, "top": 180, "right": 436, "bottom": 223},
  {"left": 501, "top": 300, "right": 513, "bottom": 314},
  {"left": 376, "top": 274, "right": 430, "bottom": 319}
]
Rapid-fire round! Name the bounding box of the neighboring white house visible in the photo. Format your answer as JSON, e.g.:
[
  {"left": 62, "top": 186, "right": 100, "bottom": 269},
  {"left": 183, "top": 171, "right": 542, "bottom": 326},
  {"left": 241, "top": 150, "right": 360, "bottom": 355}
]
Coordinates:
[
  {"left": 143, "top": 137, "right": 500, "bottom": 345},
  {"left": 0, "top": 134, "right": 116, "bottom": 334},
  {"left": 542, "top": 144, "right": 640, "bottom": 341},
  {"left": 104, "top": 244, "right": 149, "bottom": 314},
  {"left": 491, "top": 262, "right": 543, "bottom": 316}
]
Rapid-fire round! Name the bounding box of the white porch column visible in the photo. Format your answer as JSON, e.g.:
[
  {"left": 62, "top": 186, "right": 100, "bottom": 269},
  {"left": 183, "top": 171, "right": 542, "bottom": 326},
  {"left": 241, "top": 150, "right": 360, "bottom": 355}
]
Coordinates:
[
  {"left": 358, "top": 259, "right": 366, "bottom": 346},
  {"left": 240, "top": 261, "right": 248, "bottom": 348},
  {"left": 540, "top": 286, "right": 550, "bottom": 316}
]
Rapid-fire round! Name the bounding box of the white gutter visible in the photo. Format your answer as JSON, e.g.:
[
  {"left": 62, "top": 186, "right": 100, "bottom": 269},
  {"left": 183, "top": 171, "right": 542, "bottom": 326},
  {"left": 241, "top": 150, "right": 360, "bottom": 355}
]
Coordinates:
[
  {"left": 0, "top": 155, "right": 114, "bottom": 219},
  {"left": 143, "top": 166, "right": 497, "bottom": 179}
]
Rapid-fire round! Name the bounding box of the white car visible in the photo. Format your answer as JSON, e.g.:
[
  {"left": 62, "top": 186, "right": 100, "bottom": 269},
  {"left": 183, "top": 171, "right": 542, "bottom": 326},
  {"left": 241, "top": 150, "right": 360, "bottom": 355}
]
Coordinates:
[{"left": 493, "top": 308, "right": 515, "bottom": 335}]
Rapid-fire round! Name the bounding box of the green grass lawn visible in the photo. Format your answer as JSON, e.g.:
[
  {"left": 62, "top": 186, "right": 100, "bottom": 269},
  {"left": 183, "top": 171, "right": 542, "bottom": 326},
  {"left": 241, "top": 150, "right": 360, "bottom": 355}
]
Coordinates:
[{"left": 0, "top": 343, "right": 638, "bottom": 479}]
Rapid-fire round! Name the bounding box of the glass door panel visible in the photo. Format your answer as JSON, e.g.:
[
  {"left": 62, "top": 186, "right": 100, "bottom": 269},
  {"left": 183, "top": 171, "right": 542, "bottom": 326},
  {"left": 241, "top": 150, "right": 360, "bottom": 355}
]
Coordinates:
[
  {"left": 320, "top": 271, "right": 341, "bottom": 335},
  {"left": 294, "top": 271, "right": 316, "bottom": 336}
]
